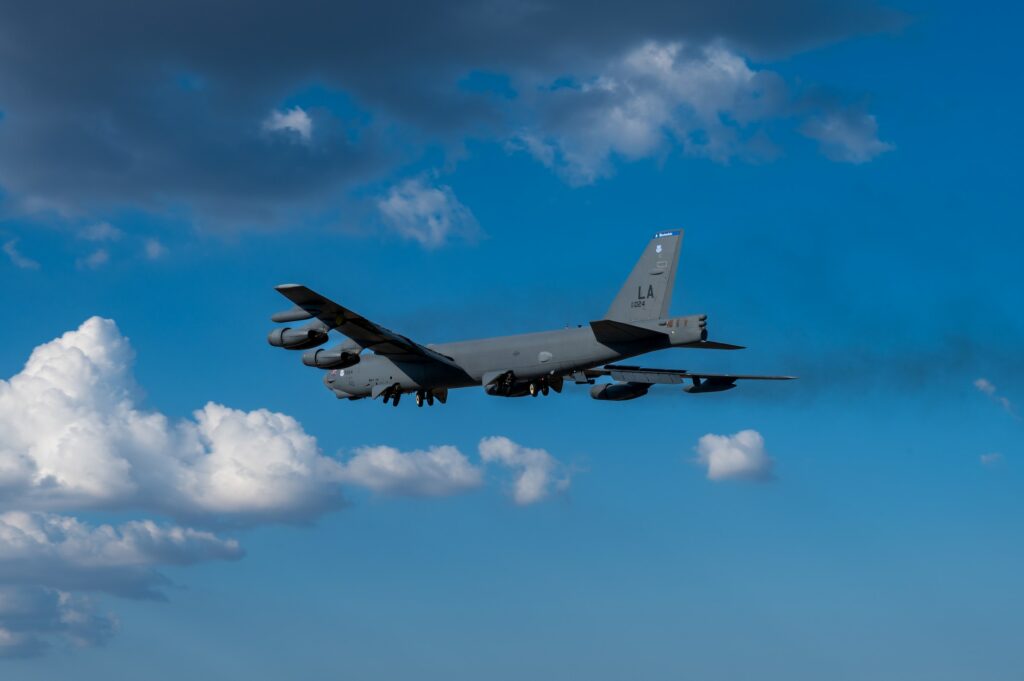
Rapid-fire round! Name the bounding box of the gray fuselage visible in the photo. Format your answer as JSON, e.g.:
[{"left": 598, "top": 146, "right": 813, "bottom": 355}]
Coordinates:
[{"left": 325, "top": 315, "right": 703, "bottom": 399}]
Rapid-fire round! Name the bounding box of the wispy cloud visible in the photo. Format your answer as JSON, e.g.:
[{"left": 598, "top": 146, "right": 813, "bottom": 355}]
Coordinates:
[
  {"left": 0, "top": 512, "right": 242, "bottom": 599},
  {"left": 974, "top": 377, "right": 1018, "bottom": 419},
  {"left": 262, "top": 106, "right": 313, "bottom": 142},
  {"left": 0, "top": 586, "right": 116, "bottom": 658},
  {"left": 143, "top": 238, "right": 167, "bottom": 260},
  {"left": 76, "top": 248, "right": 110, "bottom": 270},
  {"left": 377, "top": 176, "right": 479, "bottom": 249},
  {"left": 801, "top": 109, "right": 893, "bottom": 164},
  {"left": 2, "top": 239, "right": 40, "bottom": 270},
  {"left": 79, "top": 222, "right": 123, "bottom": 242},
  {"left": 980, "top": 452, "right": 1004, "bottom": 466}
]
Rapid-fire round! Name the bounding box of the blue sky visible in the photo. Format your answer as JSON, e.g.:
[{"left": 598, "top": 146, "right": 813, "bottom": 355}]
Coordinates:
[{"left": 0, "top": 0, "right": 1022, "bottom": 678}]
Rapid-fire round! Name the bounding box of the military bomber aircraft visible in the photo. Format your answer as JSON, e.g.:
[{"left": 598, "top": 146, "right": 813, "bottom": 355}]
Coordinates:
[{"left": 268, "top": 230, "right": 794, "bottom": 406}]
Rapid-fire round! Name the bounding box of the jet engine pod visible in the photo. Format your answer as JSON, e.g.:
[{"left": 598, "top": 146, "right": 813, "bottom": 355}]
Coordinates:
[
  {"left": 302, "top": 347, "right": 361, "bottom": 369},
  {"left": 589, "top": 382, "right": 651, "bottom": 401},
  {"left": 267, "top": 325, "right": 329, "bottom": 350}
]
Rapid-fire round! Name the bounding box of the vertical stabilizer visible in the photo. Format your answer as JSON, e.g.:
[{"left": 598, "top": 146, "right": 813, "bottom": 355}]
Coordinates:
[{"left": 604, "top": 230, "right": 683, "bottom": 322}]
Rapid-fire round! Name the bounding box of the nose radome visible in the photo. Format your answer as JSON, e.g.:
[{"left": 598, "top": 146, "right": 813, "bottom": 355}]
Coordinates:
[{"left": 323, "top": 371, "right": 336, "bottom": 386}]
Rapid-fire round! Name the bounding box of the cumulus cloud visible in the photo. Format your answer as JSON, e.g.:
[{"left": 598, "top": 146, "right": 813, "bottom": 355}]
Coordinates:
[
  {"left": 801, "top": 109, "right": 892, "bottom": 163},
  {"left": 974, "top": 377, "right": 1018, "bottom": 418},
  {"left": 0, "top": 317, "right": 578, "bottom": 654},
  {"left": 262, "top": 106, "right": 313, "bottom": 142},
  {"left": 695, "top": 430, "right": 774, "bottom": 481},
  {"left": 0, "top": 318, "right": 570, "bottom": 521},
  {"left": 0, "top": 586, "right": 116, "bottom": 658},
  {"left": 338, "top": 445, "right": 483, "bottom": 497},
  {"left": 0, "top": 316, "right": 347, "bottom": 523},
  {"left": 478, "top": 436, "right": 570, "bottom": 505},
  {"left": 2, "top": 239, "right": 40, "bottom": 270},
  {"left": 377, "top": 177, "right": 479, "bottom": 248}
]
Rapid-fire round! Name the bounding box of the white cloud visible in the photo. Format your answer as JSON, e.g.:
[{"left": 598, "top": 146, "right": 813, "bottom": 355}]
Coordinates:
[
  {"left": 478, "top": 436, "right": 570, "bottom": 505},
  {"left": 974, "top": 377, "right": 1018, "bottom": 418},
  {"left": 514, "top": 41, "right": 787, "bottom": 184},
  {"left": 338, "top": 445, "right": 483, "bottom": 497},
  {"left": 0, "top": 319, "right": 580, "bottom": 654},
  {"left": 3, "top": 239, "right": 40, "bottom": 270},
  {"left": 801, "top": 110, "right": 892, "bottom": 164},
  {"left": 0, "top": 512, "right": 241, "bottom": 598},
  {"left": 513, "top": 40, "right": 893, "bottom": 182},
  {"left": 0, "top": 316, "right": 347, "bottom": 523},
  {"left": 262, "top": 106, "right": 313, "bottom": 142},
  {"left": 143, "top": 238, "right": 167, "bottom": 259},
  {"left": 0, "top": 318, "right": 575, "bottom": 520},
  {"left": 695, "top": 429, "right": 774, "bottom": 482},
  {"left": 974, "top": 377, "right": 996, "bottom": 396},
  {"left": 0, "top": 586, "right": 115, "bottom": 658},
  {"left": 377, "top": 177, "right": 479, "bottom": 249},
  {"left": 76, "top": 248, "right": 110, "bottom": 270}
]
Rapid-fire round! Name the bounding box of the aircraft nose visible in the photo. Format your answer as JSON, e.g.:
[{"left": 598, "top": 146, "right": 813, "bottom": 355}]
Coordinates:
[{"left": 323, "top": 370, "right": 336, "bottom": 387}]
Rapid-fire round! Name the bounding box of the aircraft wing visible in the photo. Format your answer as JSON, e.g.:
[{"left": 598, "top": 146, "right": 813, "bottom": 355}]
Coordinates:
[
  {"left": 274, "top": 284, "right": 460, "bottom": 368},
  {"left": 583, "top": 364, "right": 795, "bottom": 392}
]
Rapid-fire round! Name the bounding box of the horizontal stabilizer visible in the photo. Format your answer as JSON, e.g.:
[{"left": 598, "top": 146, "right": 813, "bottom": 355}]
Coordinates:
[{"left": 590, "top": 319, "right": 665, "bottom": 343}]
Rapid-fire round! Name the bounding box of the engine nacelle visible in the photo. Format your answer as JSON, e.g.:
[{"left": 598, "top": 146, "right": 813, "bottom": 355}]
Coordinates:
[
  {"left": 267, "top": 324, "right": 329, "bottom": 350},
  {"left": 589, "top": 382, "right": 651, "bottom": 401},
  {"left": 302, "top": 347, "right": 361, "bottom": 369}
]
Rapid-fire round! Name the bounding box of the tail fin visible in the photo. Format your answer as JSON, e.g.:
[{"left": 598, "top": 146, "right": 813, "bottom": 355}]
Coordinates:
[{"left": 605, "top": 230, "right": 683, "bottom": 322}]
